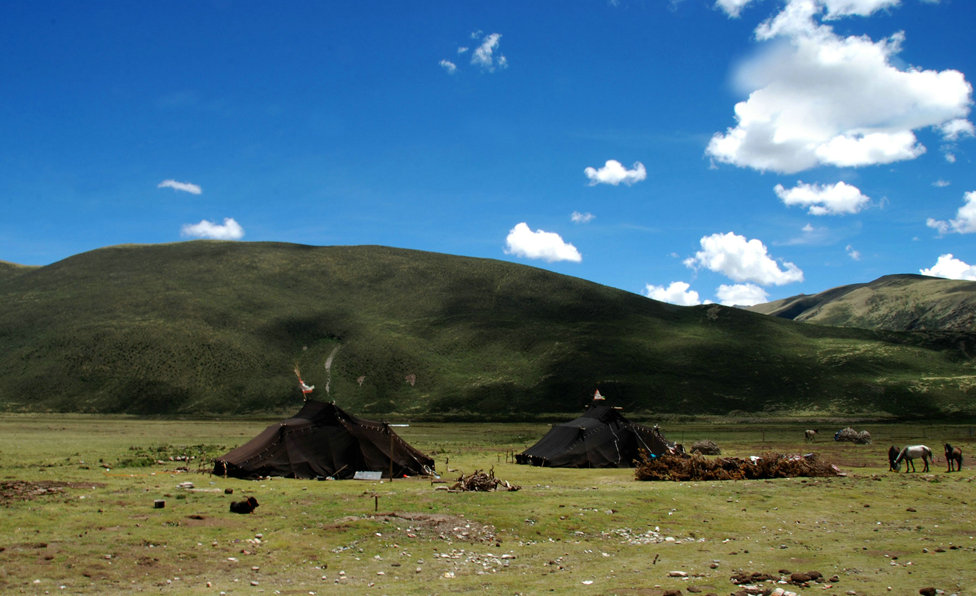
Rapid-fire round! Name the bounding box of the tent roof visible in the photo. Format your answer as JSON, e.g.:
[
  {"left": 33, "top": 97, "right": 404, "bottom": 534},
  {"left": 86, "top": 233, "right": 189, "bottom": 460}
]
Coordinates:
[
  {"left": 516, "top": 401, "right": 671, "bottom": 468},
  {"left": 214, "top": 400, "right": 434, "bottom": 479}
]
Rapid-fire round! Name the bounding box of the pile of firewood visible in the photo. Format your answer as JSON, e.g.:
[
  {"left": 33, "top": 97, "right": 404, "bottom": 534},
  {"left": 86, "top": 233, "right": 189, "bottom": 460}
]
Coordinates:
[{"left": 450, "top": 468, "right": 520, "bottom": 492}]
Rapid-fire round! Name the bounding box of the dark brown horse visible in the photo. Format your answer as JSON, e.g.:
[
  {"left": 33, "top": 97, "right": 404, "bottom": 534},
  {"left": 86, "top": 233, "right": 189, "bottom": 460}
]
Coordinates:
[
  {"left": 945, "top": 443, "right": 963, "bottom": 472},
  {"left": 888, "top": 445, "right": 900, "bottom": 471}
]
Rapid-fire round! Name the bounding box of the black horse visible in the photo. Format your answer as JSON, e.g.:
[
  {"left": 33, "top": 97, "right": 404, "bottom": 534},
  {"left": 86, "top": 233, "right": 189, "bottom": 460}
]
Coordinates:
[{"left": 945, "top": 443, "right": 963, "bottom": 472}]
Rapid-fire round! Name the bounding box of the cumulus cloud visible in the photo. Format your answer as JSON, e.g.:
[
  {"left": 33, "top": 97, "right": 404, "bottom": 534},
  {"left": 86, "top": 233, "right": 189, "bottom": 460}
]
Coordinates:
[
  {"left": 920, "top": 254, "right": 976, "bottom": 281},
  {"left": 716, "top": 0, "right": 759, "bottom": 18},
  {"left": 707, "top": 0, "right": 973, "bottom": 173},
  {"left": 926, "top": 190, "right": 976, "bottom": 235},
  {"left": 644, "top": 281, "right": 702, "bottom": 306},
  {"left": 504, "top": 222, "right": 582, "bottom": 263},
  {"left": 820, "top": 0, "right": 901, "bottom": 19},
  {"left": 716, "top": 283, "right": 769, "bottom": 306},
  {"left": 571, "top": 211, "right": 595, "bottom": 224},
  {"left": 158, "top": 179, "right": 202, "bottom": 195},
  {"left": 181, "top": 218, "right": 244, "bottom": 240},
  {"left": 846, "top": 244, "right": 861, "bottom": 260},
  {"left": 774, "top": 181, "right": 870, "bottom": 215},
  {"left": 684, "top": 231, "right": 804, "bottom": 285},
  {"left": 940, "top": 118, "right": 975, "bottom": 141},
  {"left": 584, "top": 160, "right": 647, "bottom": 186},
  {"left": 471, "top": 32, "right": 508, "bottom": 72},
  {"left": 439, "top": 59, "right": 457, "bottom": 74}
]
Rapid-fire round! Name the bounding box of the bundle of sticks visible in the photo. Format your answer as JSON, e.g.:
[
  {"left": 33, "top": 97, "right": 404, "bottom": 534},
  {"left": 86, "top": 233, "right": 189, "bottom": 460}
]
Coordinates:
[{"left": 450, "top": 468, "right": 521, "bottom": 492}]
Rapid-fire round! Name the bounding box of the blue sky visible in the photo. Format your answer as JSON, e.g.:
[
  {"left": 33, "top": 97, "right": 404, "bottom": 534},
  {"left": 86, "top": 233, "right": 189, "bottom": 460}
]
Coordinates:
[{"left": 2, "top": 0, "right": 974, "bottom": 305}]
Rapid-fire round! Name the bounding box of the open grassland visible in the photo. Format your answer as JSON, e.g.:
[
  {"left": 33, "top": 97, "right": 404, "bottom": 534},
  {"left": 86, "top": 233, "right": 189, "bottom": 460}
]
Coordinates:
[{"left": 1, "top": 416, "right": 975, "bottom": 595}]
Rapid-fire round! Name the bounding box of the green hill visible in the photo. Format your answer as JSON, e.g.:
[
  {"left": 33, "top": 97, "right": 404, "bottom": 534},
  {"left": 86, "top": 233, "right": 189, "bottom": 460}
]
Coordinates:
[
  {"left": 1, "top": 242, "right": 974, "bottom": 418},
  {"left": 746, "top": 274, "right": 976, "bottom": 332}
]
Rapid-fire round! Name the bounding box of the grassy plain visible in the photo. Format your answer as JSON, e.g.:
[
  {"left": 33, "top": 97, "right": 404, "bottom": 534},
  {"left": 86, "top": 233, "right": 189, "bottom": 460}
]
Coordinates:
[{"left": 1, "top": 416, "right": 975, "bottom": 595}]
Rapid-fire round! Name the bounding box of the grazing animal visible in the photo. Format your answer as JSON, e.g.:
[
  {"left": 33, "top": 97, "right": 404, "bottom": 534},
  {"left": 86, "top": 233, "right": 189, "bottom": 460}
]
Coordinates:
[
  {"left": 888, "top": 445, "right": 901, "bottom": 471},
  {"left": 893, "top": 445, "right": 933, "bottom": 473},
  {"left": 945, "top": 443, "right": 963, "bottom": 472},
  {"left": 804, "top": 429, "right": 818, "bottom": 442},
  {"left": 229, "top": 496, "right": 259, "bottom": 514}
]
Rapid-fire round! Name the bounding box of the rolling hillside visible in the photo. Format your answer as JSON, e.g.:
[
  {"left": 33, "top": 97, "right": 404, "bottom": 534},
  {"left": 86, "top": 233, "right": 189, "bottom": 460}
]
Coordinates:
[
  {"left": 1, "top": 242, "right": 974, "bottom": 418},
  {"left": 746, "top": 274, "right": 976, "bottom": 332}
]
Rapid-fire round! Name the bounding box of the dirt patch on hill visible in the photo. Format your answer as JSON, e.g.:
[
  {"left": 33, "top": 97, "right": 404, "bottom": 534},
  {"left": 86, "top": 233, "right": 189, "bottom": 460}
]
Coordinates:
[{"left": 0, "top": 480, "right": 104, "bottom": 506}]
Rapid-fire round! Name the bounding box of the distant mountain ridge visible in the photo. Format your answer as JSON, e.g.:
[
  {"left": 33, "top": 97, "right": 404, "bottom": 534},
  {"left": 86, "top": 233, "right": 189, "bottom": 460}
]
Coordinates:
[
  {"left": 746, "top": 274, "right": 976, "bottom": 332},
  {"left": 1, "top": 243, "right": 974, "bottom": 418}
]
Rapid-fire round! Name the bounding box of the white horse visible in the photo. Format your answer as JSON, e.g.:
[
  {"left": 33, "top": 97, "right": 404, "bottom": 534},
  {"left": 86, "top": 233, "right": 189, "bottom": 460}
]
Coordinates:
[{"left": 893, "top": 445, "right": 933, "bottom": 473}]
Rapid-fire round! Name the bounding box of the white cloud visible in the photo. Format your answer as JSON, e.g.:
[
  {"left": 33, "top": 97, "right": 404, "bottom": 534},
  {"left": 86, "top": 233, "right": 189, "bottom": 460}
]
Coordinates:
[
  {"left": 504, "top": 222, "right": 582, "bottom": 263},
  {"left": 941, "top": 118, "right": 975, "bottom": 141},
  {"left": 707, "top": 0, "right": 973, "bottom": 173},
  {"left": 926, "top": 190, "right": 976, "bottom": 235},
  {"left": 685, "top": 231, "right": 804, "bottom": 285},
  {"left": 584, "top": 160, "right": 647, "bottom": 186},
  {"left": 716, "top": 0, "right": 759, "bottom": 18},
  {"left": 774, "top": 180, "right": 870, "bottom": 215},
  {"left": 439, "top": 59, "right": 457, "bottom": 74},
  {"left": 716, "top": 283, "right": 769, "bottom": 306},
  {"left": 158, "top": 179, "right": 202, "bottom": 195},
  {"left": 920, "top": 254, "right": 976, "bottom": 281},
  {"left": 471, "top": 33, "right": 507, "bottom": 72},
  {"left": 181, "top": 218, "right": 244, "bottom": 240},
  {"left": 571, "top": 211, "right": 595, "bottom": 224},
  {"left": 644, "top": 281, "right": 702, "bottom": 306},
  {"left": 821, "top": 0, "right": 901, "bottom": 19},
  {"left": 933, "top": 179, "right": 951, "bottom": 188},
  {"left": 846, "top": 244, "right": 861, "bottom": 260}
]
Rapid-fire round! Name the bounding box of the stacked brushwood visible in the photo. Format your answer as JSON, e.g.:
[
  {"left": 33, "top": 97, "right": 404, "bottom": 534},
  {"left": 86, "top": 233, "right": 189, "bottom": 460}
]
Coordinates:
[
  {"left": 450, "top": 468, "right": 521, "bottom": 492},
  {"left": 635, "top": 452, "right": 842, "bottom": 482}
]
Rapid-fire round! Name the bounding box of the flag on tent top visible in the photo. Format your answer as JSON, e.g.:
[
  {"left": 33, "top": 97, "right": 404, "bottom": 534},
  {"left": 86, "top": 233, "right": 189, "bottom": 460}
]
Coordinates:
[
  {"left": 294, "top": 366, "right": 315, "bottom": 398},
  {"left": 593, "top": 389, "right": 605, "bottom": 400}
]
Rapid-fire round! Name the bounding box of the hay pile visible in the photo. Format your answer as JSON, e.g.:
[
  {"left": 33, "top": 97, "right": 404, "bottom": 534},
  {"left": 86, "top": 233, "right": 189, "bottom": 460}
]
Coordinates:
[
  {"left": 690, "top": 439, "right": 721, "bottom": 455},
  {"left": 635, "top": 452, "right": 842, "bottom": 482},
  {"left": 450, "top": 469, "right": 521, "bottom": 492},
  {"left": 834, "top": 427, "right": 872, "bottom": 444}
]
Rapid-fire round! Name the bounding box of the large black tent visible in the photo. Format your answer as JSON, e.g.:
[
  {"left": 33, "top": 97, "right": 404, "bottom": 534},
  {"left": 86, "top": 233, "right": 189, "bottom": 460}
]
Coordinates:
[
  {"left": 516, "top": 398, "right": 673, "bottom": 468},
  {"left": 214, "top": 400, "right": 434, "bottom": 479}
]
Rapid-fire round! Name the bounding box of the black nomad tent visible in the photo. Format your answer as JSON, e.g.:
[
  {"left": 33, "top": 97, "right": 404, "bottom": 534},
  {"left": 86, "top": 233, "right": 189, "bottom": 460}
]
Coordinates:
[
  {"left": 516, "top": 396, "right": 673, "bottom": 468},
  {"left": 213, "top": 400, "right": 435, "bottom": 479}
]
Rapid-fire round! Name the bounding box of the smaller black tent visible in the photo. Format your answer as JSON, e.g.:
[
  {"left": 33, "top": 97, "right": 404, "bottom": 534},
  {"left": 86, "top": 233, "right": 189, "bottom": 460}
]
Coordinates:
[
  {"left": 516, "top": 398, "right": 672, "bottom": 468},
  {"left": 214, "top": 400, "right": 434, "bottom": 479}
]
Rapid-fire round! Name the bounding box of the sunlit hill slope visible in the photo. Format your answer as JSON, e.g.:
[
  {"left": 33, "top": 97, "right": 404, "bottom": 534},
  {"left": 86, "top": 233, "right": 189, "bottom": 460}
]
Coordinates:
[
  {"left": 1, "top": 242, "right": 974, "bottom": 418},
  {"left": 746, "top": 274, "right": 976, "bottom": 333}
]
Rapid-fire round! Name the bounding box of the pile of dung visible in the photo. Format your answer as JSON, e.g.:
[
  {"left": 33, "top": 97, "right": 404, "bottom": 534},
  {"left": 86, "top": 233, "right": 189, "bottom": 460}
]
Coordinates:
[{"left": 635, "top": 452, "right": 842, "bottom": 482}]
